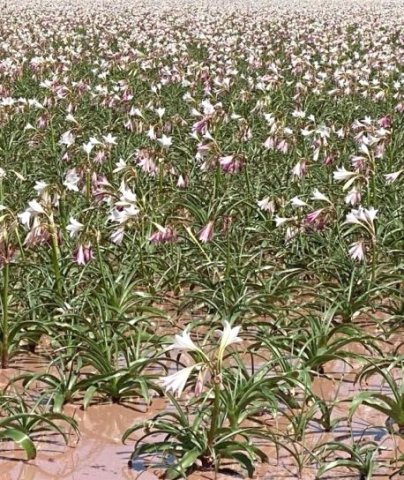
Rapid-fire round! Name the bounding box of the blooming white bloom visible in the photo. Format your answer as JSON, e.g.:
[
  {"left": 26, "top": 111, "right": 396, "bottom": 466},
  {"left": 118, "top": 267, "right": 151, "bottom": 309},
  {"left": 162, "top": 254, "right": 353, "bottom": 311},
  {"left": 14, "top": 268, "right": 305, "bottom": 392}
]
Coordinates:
[
  {"left": 117, "top": 184, "right": 137, "bottom": 206},
  {"left": 257, "top": 196, "right": 275, "bottom": 213},
  {"left": 66, "top": 218, "right": 84, "bottom": 238},
  {"left": 59, "top": 130, "right": 75, "bottom": 147},
  {"left": 345, "top": 207, "right": 378, "bottom": 231},
  {"left": 384, "top": 170, "right": 403, "bottom": 184},
  {"left": 17, "top": 210, "right": 32, "bottom": 228},
  {"left": 82, "top": 142, "right": 94, "bottom": 155},
  {"left": 160, "top": 366, "right": 195, "bottom": 397},
  {"left": 157, "top": 134, "right": 172, "bottom": 148},
  {"left": 216, "top": 320, "right": 242, "bottom": 359},
  {"left": 349, "top": 241, "right": 366, "bottom": 261},
  {"left": 110, "top": 228, "right": 125, "bottom": 245},
  {"left": 0, "top": 168, "right": 6, "bottom": 179},
  {"left": 102, "top": 133, "right": 117, "bottom": 145},
  {"left": 275, "top": 216, "right": 292, "bottom": 227},
  {"left": 345, "top": 187, "right": 361, "bottom": 206},
  {"left": 113, "top": 158, "right": 127, "bottom": 173},
  {"left": 18, "top": 200, "right": 45, "bottom": 228},
  {"left": 28, "top": 200, "right": 45, "bottom": 214},
  {"left": 291, "top": 196, "right": 308, "bottom": 208},
  {"left": 155, "top": 107, "right": 165, "bottom": 118},
  {"left": 333, "top": 167, "right": 357, "bottom": 182},
  {"left": 170, "top": 330, "right": 200, "bottom": 352},
  {"left": 63, "top": 169, "right": 81, "bottom": 192},
  {"left": 291, "top": 160, "right": 307, "bottom": 178},
  {"left": 311, "top": 189, "right": 331, "bottom": 203},
  {"left": 33, "top": 181, "right": 48, "bottom": 195},
  {"left": 147, "top": 126, "right": 156, "bottom": 140}
]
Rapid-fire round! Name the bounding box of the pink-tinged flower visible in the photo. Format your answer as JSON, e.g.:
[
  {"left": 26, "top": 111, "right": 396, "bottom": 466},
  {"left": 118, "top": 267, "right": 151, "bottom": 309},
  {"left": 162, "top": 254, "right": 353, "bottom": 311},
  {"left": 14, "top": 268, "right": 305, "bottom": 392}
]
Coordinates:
[
  {"left": 351, "top": 156, "right": 366, "bottom": 171},
  {"left": 73, "top": 244, "right": 93, "bottom": 266},
  {"left": 349, "top": 241, "right": 366, "bottom": 261},
  {"left": 285, "top": 226, "right": 299, "bottom": 241},
  {"left": 345, "top": 187, "right": 361, "bottom": 206},
  {"left": 194, "top": 369, "right": 207, "bottom": 397},
  {"left": 198, "top": 221, "right": 214, "bottom": 243},
  {"left": 219, "top": 155, "right": 244, "bottom": 174},
  {"left": 323, "top": 154, "right": 335, "bottom": 166},
  {"left": 292, "top": 160, "right": 307, "bottom": 178},
  {"left": 277, "top": 139, "right": 289, "bottom": 154},
  {"left": 149, "top": 225, "right": 177, "bottom": 244},
  {"left": 305, "top": 208, "right": 324, "bottom": 224},
  {"left": 176, "top": 174, "right": 188, "bottom": 188},
  {"left": 93, "top": 150, "right": 106, "bottom": 164},
  {"left": 137, "top": 152, "right": 157, "bottom": 176},
  {"left": 0, "top": 241, "right": 15, "bottom": 267},
  {"left": 192, "top": 117, "right": 208, "bottom": 134},
  {"left": 110, "top": 228, "right": 125, "bottom": 245},
  {"left": 257, "top": 197, "right": 275, "bottom": 213},
  {"left": 384, "top": 170, "right": 403, "bottom": 184},
  {"left": 24, "top": 222, "right": 51, "bottom": 247},
  {"left": 378, "top": 116, "right": 391, "bottom": 129},
  {"left": 263, "top": 136, "right": 275, "bottom": 150}
]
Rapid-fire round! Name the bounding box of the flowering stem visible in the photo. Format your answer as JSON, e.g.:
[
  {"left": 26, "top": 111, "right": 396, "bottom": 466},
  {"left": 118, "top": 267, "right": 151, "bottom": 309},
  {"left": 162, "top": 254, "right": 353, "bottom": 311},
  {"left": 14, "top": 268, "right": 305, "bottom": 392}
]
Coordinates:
[
  {"left": 370, "top": 241, "right": 377, "bottom": 286},
  {"left": 1, "top": 262, "right": 9, "bottom": 369},
  {"left": 207, "top": 381, "right": 221, "bottom": 452},
  {"left": 85, "top": 170, "right": 91, "bottom": 202},
  {"left": 49, "top": 219, "right": 62, "bottom": 295}
]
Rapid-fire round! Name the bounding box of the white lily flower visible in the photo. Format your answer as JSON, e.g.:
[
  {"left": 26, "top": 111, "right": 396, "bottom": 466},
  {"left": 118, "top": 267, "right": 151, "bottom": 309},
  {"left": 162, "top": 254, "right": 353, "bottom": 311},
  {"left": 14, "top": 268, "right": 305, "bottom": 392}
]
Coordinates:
[
  {"left": 349, "top": 241, "right": 366, "bottom": 261},
  {"left": 311, "top": 189, "right": 330, "bottom": 203},
  {"left": 28, "top": 200, "right": 45, "bottom": 214},
  {"left": 160, "top": 366, "right": 195, "bottom": 397},
  {"left": 216, "top": 320, "right": 242, "bottom": 359},
  {"left": 59, "top": 130, "right": 75, "bottom": 147},
  {"left": 63, "top": 168, "right": 81, "bottom": 192},
  {"left": 157, "top": 134, "right": 172, "bottom": 148},
  {"left": 170, "top": 330, "right": 200, "bottom": 352},
  {"left": 275, "top": 216, "right": 292, "bottom": 227},
  {"left": 33, "top": 181, "right": 48, "bottom": 195},
  {"left": 333, "top": 166, "right": 357, "bottom": 182},
  {"left": 384, "top": 170, "right": 402, "bottom": 184},
  {"left": 66, "top": 218, "right": 84, "bottom": 238},
  {"left": 290, "top": 196, "right": 308, "bottom": 208},
  {"left": 103, "top": 133, "right": 117, "bottom": 145},
  {"left": 257, "top": 196, "right": 275, "bottom": 213},
  {"left": 113, "top": 158, "right": 127, "bottom": 173}
]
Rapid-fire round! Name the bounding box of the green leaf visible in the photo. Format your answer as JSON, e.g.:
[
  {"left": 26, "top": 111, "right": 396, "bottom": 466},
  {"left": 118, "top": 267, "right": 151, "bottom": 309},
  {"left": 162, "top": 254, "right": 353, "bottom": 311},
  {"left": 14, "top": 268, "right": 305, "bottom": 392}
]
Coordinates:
[
  {"left": 0, "top": 428, "right": 36, "bottom": 460},
  {"left": 166, "top": 448, "right": 201, "bottom": 479}
]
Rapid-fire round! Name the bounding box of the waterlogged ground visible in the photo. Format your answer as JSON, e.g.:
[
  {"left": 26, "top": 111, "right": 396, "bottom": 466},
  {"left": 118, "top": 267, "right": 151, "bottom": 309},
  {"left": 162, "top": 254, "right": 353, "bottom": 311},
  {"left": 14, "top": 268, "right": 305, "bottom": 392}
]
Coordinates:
[{"left": 0, "top": 0, "right": 403, "bottom": 478}]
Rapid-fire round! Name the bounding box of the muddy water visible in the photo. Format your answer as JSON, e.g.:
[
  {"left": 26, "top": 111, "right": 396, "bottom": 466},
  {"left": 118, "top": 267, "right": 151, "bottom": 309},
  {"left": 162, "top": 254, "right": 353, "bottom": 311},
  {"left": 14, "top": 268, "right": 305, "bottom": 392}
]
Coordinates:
[
  {"left": 0, "top": 402, "right": 161, "bottom": 480},
  {"left": 1, "top": 329, "right": 404, "bottom": 480}
]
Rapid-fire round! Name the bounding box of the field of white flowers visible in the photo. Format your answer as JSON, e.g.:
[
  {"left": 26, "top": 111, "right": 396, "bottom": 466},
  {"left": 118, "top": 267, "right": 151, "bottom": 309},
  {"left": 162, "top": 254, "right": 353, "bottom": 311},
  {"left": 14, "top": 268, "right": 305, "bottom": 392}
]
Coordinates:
[{"left": 0, "top": 0, "right": 403, "bottom": 478}]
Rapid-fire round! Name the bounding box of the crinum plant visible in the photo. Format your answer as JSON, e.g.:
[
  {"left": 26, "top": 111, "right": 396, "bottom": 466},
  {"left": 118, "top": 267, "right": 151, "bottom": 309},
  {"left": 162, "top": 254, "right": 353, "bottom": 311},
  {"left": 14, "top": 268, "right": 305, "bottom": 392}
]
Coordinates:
[{"left": 123, "top": 321, "right": 270, "bottom": 478}]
